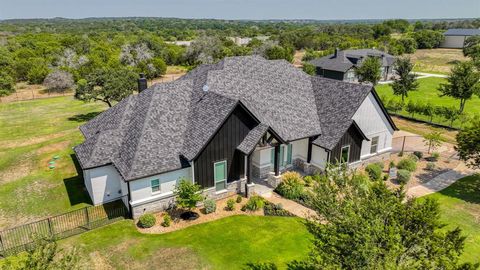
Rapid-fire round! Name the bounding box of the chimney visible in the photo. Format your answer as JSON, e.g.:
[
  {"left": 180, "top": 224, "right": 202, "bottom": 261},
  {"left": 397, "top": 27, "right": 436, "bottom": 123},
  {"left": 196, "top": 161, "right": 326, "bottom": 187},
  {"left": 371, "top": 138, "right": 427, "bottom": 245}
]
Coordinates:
[
  {"left": 334, "top": 48, "right": 340, "bottom": 58},
  {"left": 137, "top": 73, "right": 147, "bottom": 93}
]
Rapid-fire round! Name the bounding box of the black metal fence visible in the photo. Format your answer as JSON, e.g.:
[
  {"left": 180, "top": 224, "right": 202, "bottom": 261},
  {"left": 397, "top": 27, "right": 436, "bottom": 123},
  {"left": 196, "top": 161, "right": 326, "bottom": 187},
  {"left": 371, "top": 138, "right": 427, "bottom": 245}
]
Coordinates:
[{"left": 0, "top": 197, "right": 129, "bottom": 257}]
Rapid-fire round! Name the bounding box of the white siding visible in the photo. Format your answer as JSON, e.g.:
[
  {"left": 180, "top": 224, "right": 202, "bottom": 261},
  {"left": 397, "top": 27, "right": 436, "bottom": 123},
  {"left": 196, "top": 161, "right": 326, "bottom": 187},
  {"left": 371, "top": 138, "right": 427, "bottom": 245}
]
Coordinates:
[
  {"left": 440, "top": 36, "right": 467, "bottom": 48},
  {"left": 352, "top": 92, "right": 394, "bottom": 159},
  {"left": 291, "top": 138, "right": 308, "bottom": 161},
  {"left": 252, "top": 148, "right": 272, "bottom": 168},
  {"left": 129, "top": 167, "right": 192, "bottom": 205},
  {"left": 84, "top": 165, "right": 123, "bottom": 205},
  {"left": 311, "top": 145, "right": 329, "bottom": 169}
]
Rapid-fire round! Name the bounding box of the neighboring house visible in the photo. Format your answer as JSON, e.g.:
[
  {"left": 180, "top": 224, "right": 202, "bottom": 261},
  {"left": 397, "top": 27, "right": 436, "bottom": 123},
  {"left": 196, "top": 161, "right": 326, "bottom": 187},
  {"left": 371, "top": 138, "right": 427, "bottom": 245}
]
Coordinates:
[
  {"left": 74, "top": 56, "right": 397, "bottom": 218},
  {"left": 440, "top": 28, "right": 480, "bottom": 49},
  {"left": 227, "top": 36, "right": 270, "bottom": 46},
  {"left": 309, "top": 48, "right": 396, "bottom": 82}
]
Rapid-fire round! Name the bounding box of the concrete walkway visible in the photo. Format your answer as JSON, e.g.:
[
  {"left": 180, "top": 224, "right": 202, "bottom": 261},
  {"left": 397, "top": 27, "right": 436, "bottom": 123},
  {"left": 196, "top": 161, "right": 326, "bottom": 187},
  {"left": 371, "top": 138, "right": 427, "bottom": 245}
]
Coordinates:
[
  {"left": 406, "top": 163, "right": 478, "bottom": 198},
  {"left": 378, "top": 72, "right": 447, "bottom": 85}
]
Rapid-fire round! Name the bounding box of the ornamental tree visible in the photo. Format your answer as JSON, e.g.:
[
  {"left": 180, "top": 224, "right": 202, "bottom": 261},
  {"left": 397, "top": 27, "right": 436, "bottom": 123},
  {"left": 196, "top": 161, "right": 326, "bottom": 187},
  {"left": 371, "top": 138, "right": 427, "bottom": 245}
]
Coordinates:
[
  {"left": 392, "top": 57, "right": 419, "bottom": 102},
  {"left": 173, "top": 179, "right": 204, "bottom": 211},
  {"left": 456, "top": 120, "right": 480, "bottom": 169},
  {"left": 355, "top": 56, "right": 382, "bottom": 85},
  {"left": 423, "top": 131, "right": 442, "bottom": 153}
]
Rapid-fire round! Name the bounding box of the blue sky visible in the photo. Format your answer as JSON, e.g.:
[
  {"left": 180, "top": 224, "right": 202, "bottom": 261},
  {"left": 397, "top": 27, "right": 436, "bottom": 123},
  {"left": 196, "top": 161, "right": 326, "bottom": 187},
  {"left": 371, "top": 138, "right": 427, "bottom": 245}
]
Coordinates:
[{"left": 0, "top": 0, "right": 478, "bottom": 20}]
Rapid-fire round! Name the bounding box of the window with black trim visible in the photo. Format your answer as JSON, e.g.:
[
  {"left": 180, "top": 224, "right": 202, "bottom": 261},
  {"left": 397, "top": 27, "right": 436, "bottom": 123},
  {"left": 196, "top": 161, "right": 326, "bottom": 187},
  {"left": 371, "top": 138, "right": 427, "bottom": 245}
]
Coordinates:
[{"left": 370, "top": 136, "right": 379, "bottom": 154}]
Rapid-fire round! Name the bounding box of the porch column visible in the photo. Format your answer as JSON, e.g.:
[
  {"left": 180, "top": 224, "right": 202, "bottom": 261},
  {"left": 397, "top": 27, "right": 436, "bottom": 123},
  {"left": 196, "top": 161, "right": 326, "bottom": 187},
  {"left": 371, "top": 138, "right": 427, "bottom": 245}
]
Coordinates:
[
  {"left": 274, "top": 145, "right": 280, "bottom": 176},
  {"left": 246, "top": 153, "right": 252, "bottom": 184},
  {"left": 307, "top": 137, "right": 313, "bottom": 163}
]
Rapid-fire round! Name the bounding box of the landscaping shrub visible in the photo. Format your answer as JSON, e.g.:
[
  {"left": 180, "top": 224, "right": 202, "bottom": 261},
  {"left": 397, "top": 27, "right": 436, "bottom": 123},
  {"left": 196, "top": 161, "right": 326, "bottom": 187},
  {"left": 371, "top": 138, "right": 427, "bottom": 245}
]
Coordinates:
[
  {"left": 162, "top": 213, "right": 171, "bottom": 227},
  {"left": 236, "top": 195, "right": 242, "bottom": 203},
  {"left": 204, "top": 199, "right": 216, "bottom": 214},
  {"left": 374, "top": 162, "right": 384, "bottom": 170},
  {"left": 397, "top": 158, "right": 417, "bottom": 172},
  {"left": 245, "top": 196, "right": 265, "bottom": 211},
  {"left": 226, "top": 198, "right": 235, "bottom": 211},
  {"left": 426, "top": 162, "right": 436, "bottom": 171},
  {"left": 431, "top": 152, "right": 440, "bottom": 162},
  {"left": 383, "top": 174, "right": 389, "bottom": 181},
  {"left": 312, "top": 174, "right": 322, "bottom": 183},
  {"left": 389, "top": 161, "right": 396, "bottom": 169},
  {"left": 138, "top": 214, "right": 156, "bottom": 228},
  {"left": 365, "top": 163, "right": 383, "bottom": 181},
  {"left": 274, "top": 177, "right": 304, "bottom": 200},
  {"left": 413, "top": 151, "right": 423, "bottom": 159},
  {"left": 408, "top": 153, "right": 419, "bottom": 162},
  {"left": 245, "top": 262, "right": 278, "bottom": 270},
  {"left": 282, "top": 171, "right": 303, "bottom": 183},
  {"left": 397, "top": 169, "right": 412, "bottom": 184},
  {"left": 263, "top": 202, "right": 294, "bottom": 217},
  {"left": 303, "top": 175, "right": 314, "bottom": 187}
]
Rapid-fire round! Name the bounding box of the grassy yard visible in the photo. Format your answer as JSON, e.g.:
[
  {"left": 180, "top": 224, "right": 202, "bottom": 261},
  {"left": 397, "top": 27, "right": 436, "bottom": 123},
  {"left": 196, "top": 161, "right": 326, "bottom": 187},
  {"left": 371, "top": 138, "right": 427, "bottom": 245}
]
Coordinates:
[
  {"left": 0, "top": 96, "right": 107, "bottom": 229},
  {"left": 408, "top": 48, "right": 468, "bottom": 74},
  {"left": 59, "top": 215, "right": 311, "bottom": 269},
  {"left": 376, "top": 77, "right": 480, "bottom": 128},
  {"left": 423, "top": 174, "right": 480, "bottom": 263}
]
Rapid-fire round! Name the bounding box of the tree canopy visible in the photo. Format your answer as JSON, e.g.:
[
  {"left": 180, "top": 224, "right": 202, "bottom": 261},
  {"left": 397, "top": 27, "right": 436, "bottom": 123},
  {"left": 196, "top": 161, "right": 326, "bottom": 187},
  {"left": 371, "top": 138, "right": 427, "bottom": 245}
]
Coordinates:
[
  {"left": 456, "top": 120, "right": 480, "bottom": 169},
  {"left": 392, "top": 57, "right": 419, "bottom": 101},
  {"left": 355, "top": 56, "right": 382, "bottom": 85}
]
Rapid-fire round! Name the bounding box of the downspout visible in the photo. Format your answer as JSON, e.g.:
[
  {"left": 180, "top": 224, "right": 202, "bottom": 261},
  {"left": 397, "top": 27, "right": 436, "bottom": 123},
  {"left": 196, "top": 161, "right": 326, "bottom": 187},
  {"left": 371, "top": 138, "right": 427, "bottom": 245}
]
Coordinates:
[{"left": 127, "top": 181, "right": 133, "bottom": 218}]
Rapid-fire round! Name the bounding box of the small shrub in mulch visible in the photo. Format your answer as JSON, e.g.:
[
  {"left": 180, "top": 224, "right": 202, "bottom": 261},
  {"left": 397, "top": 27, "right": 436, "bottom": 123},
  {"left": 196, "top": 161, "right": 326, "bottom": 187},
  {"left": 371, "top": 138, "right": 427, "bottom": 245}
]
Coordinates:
[
  {"left": 138, "top": 214, "right": 156, "bottom": 228},
  {"left": 275, "top": 176, "right": 304, "bottom": 200},
  {"left": 180, "top": 211, "right": 199, "bottom": 220},
  {"left": 263, "top": 202, "right": 295, "bottom": 217},
  {"left": 244, "top": 196, "right": 265, "bottom": 211},
  {"left": 303, "top": 175, "right": 314, "bottom": 187},
  {"left": 236, "top": 195, "right": 243, "bottom": 203},
  {"left": 426, "top": 162, "right": 436, "bottom": 171},
  {"left": 226, "top": 199, "right": 235, "bottom": 211},
  {"left": 413, "top": 151, "right": 423, "bottom": 159},
  {"left": 365, "top": 163, "right": 382, "bottom": 181},
  {"left": 397, "top": 169, "right": 412, "bottom": 184},
  {"left": 203, "top": 199, "right": 216, "bottom": 214},
  {"left": 397, "top": 158, "right": 417, "bottom": 172},
  {"left": 162, "top": 213, "right": 172, "bottom": 227}
]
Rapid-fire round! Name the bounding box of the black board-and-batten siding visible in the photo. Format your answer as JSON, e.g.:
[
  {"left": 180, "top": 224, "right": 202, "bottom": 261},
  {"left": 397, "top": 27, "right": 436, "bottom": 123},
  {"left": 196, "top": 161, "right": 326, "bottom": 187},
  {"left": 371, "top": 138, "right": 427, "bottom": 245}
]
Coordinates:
[
  {"left": 330, "top": 124, "right": 363, "bottom": 164},
  {"left": 194, "top": 105, "right": 258, "bottom": 189}
]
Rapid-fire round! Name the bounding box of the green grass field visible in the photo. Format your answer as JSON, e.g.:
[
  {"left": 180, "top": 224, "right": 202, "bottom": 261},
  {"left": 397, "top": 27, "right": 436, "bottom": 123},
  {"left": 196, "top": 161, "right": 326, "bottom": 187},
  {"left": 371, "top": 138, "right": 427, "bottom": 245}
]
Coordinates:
[
  {"left": 59, "top": 215, "right": 311, "bottom": 269},
  {"left": 423, "top": 174, "right": 480, "bottom": 263},
  {"left": 0, "top": 97, "right": 107, "bottom": 229},
  {"left": 376, "top": 77, "right": 480, "bottom": 128}
]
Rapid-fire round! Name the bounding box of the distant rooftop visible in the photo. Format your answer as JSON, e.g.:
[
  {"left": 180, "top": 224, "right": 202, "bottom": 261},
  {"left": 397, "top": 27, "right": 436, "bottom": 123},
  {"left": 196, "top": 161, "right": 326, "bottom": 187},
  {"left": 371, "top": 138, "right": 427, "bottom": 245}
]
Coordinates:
[{"left": 444, "top": 28, "right": 480, "bottom": 36}]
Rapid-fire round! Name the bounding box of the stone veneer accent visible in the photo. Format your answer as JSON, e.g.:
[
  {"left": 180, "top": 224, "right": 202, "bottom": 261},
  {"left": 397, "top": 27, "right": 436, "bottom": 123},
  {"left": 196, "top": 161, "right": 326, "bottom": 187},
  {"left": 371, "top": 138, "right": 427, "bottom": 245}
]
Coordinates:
[
  {"left": 252, "top": 164, "right": 271, "bottom": 179},
  {"left": 131, "top": 179, "right": 247, "bottom": 218}
]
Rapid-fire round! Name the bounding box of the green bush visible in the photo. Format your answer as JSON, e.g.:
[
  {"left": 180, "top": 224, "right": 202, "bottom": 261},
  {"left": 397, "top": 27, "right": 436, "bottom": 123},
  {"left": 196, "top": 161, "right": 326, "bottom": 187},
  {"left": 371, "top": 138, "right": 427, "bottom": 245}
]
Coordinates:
[
  {"left": 226, "top": 199, "right": 235, "bottom": 211},
  {"left": 263, "top": 202, "right": 294, "bottom": 217},
  {"left": 397, "top": 169, "right": 412, "bottom": 184},
  {"left": 236, "top": 195, "right": 243, "bottom": 203},
  {"left": 431, "top": 152, "right": 440, "bottom": 162},
  {"left": 275, "top": 177, "right": 304, "bottom": 200},
  {"left": 245, "top": 262, "right": 278, "bottom": 270},
  {"left": 138, "top": 214, "right": 156, "bottom": 228},
  {"left": 245, "top": 196, "right": 265, "bottom": 211},
  {"left": 312, "top": 174, "right": 322, "bottom": 183},
  {"left": 426, "top": 162, "right": 436, "bottom": 171},
  {"left": 162, "top": 213, "right": 171, "bottom": 227},
  {"left": 408, "top": 153, "right": 419, "bottom": 162},
  {"left": 303, "top": 176, "right": 314, "bottom": 187},
  {"left": 204, "top": 199, "right": 216, "bottom": 214},
  {"left": 365, "top": 163, "right": 382, "bottom": 181},
  {"left": 413, "top": 151, "right": 423, "bottom": 159},
  {"left": 383, "top": 174, "right": 389, "bottom": 181},
  {"left": 389, "top": 161, "right": 396, "bottom": 168},
  {"left": 397, "top": 158, "right": 417, "bottom": 172}
]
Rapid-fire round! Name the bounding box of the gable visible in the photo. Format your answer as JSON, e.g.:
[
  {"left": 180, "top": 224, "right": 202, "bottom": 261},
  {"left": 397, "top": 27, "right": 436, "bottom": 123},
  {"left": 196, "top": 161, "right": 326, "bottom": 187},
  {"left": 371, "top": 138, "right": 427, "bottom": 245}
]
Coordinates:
[{"left": 352, "top": 91, "right": 397, "bottom": 136}]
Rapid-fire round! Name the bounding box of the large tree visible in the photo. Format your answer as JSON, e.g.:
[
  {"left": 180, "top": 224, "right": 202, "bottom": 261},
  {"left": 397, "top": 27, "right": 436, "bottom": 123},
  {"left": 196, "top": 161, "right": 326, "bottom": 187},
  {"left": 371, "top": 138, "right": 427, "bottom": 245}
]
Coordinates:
[
  {"left": 438, "top": 61, "right": 480, "bottom": 113},
  {"left": 355, "top": 56, "right": 382, "bottom": 85},
  {"left": 463, "top": 36, "right": 480, "bottom": 67},
  {"left": 392, "top": 57, "right": 419, "bottom": 101},
  {"left": 286, "top": 167, "right": 473, "bottom": 269},
  {"left": 456, "top": 120, "right": 480, "bottom": 169},
  {"left": 75, "top": 67, "right": 137, "bottom": 107}
]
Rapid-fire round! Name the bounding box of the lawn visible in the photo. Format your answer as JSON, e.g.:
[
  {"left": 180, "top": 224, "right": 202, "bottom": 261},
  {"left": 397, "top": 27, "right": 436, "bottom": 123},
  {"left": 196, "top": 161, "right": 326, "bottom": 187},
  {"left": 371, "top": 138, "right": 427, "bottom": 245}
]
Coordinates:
[
  {"left": 376, "top": 76, "right": 480, "bottom": 128},
  {"left": 423, "top": 174, "right": 480, "bottom": 263},
  {"left": 60, "top": 215, "right": 312, "bottom": 269},
  {"left": 0, "top": 96, "right": 107, "bottom": 229},
  {"left": 408, "top": 48, "right": 468, "bottom": 75}
]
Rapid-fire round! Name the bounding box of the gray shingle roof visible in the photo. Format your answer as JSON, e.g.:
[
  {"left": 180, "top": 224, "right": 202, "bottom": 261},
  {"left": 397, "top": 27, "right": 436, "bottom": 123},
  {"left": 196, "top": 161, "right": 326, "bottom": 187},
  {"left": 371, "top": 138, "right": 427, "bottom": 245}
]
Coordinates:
[
  {"left": 444, "top": 29, "right": 480, "bottom": 36},
  {"left": 311, "top": 77, "right": 372, "bottom": 150},
  {"left": 75, "top": 55, "right": 394, "bottom": 181},
  {"left": 309, "top": 49, "right": 395, "bottom": 72},
  {"left": 237, "top": 124, "right": 269, "bottom": 155}
]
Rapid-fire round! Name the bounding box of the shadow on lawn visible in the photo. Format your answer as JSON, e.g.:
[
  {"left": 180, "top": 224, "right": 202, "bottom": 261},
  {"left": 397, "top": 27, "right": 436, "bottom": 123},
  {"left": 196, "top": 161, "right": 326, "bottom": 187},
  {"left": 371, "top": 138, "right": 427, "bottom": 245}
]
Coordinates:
[
  {"left": 68, "top": 111, "right": 102, "bottom": 122},
  {"left": 437, "top": 173, "right": 480, "bottom": 204},
  {"left": 63, "top": 154, "right": 92, "bottom": 206}
]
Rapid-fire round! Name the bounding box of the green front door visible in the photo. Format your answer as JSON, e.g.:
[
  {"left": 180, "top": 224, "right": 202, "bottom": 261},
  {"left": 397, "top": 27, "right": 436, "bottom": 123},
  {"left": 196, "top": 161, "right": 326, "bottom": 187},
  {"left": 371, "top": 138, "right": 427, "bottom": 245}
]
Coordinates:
[{"left": 214, "top": 161, "right": 227, "bottom": 191}]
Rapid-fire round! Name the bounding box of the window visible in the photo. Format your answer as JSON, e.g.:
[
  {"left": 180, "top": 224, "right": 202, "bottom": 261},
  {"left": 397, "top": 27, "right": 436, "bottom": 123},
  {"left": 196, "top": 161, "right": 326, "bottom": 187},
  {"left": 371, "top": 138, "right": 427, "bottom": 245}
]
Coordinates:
[
  {"left": 151, "top": 179, "right": 160, "bottom": 193},
  {"left": 279, "top": 145, "right": 285, "bottom": 167},
  {"left": 270, "top": 148, "right": 275, "bottom": 165},
  {"left": 370, "top": 136, "right": 379, "bottom": 154},
  {"left": 214, "top": 160, "right": 227, "bottom": 191},
  {"left": 286, "top": 144, "right": 293, "bottom": 165},
  {"left": 341, "top": 145, "right": 350, "bottom": 164}
]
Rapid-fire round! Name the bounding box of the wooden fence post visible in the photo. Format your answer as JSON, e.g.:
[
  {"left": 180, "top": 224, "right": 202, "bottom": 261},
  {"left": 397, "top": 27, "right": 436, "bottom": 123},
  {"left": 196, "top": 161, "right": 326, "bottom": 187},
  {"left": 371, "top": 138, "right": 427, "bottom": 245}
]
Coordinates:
[
  {"left": 85, "top": 207, "right": 90, "bottom": 230},
  {"left": 47, "top": 217, "right": 54, "bottom": 237}
]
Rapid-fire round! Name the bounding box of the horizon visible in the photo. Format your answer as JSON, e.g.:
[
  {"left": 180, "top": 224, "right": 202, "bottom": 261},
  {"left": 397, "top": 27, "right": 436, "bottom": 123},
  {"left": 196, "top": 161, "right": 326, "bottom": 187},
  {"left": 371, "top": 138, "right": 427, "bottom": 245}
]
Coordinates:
[{"left": 1, "top": 0, "right": 478, "bottom": 21}]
